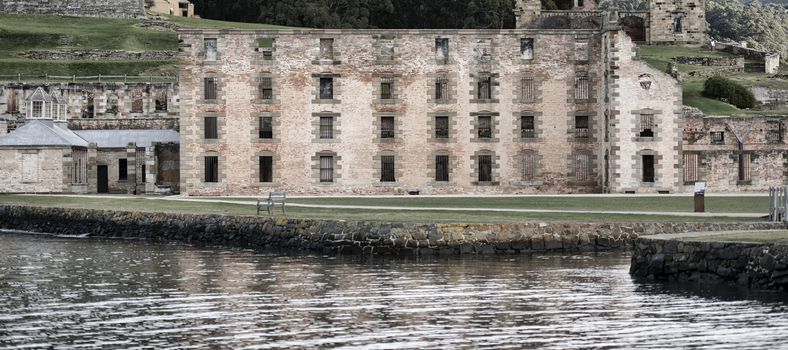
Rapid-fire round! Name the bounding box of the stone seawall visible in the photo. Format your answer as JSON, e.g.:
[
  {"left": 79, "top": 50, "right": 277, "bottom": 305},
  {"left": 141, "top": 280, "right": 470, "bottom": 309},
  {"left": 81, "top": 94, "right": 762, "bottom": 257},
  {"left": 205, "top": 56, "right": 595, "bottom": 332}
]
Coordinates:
[
  {"left": 631, "top": 236, "right": 788, "bottom": 290},
  {"left": 0, "top": 205, "right": 782, "bottom": 256}
]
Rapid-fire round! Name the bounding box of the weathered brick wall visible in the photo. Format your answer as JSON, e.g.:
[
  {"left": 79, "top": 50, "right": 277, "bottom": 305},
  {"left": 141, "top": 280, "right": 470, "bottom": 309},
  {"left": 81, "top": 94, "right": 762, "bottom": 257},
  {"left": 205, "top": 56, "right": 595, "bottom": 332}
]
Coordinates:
[
  {"left": 0, "top": 0, "right": 145, "bottom": 19},
  {"left": 648, "top": 0, "right": 706, "bottom": 46},
  {"left": 0, "top": 148, "right": 68, "bottom": 193}
]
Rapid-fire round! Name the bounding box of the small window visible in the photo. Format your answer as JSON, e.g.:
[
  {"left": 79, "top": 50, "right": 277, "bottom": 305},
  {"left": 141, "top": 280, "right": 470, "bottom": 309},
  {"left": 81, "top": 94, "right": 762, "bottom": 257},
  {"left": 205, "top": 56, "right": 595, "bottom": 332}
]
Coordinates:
[
  {"left": 204, "top": 156, "right": 219, "bottom": 183},
  {"left": 477, "top": 76, "right": 492, "bottom": 100},
  {"left": 767, "top": 122, "right": 784, "bottom": 143},
  {"left": 575, "top": 115, "right": 589, "bottom": 139},
  {"left": 258, "top": 37, "right": 274, "bottom": 60},
  {"left": 259, "top": 156, "right": 273, "bottom": 183},
  {"left": 154, "top": 93, "right": 167, "bottom": 112},
  {"left": 378, "top": 38, "right": 394, "bottom": 61},
  {"left": 259, "top": 116, "right": 273, "bottom": 139},
  {"left": 204, "top": 77, "right": 217, "bottom": 100},
  {"left": 575, "top": 73, "right": 589, "bottom": 100},
  {"left": 260, "top": 77, "right": 273, "bottom": 100},
  {"left": 521, "top": 115, "right": 535, "bottom": 139},
  {"left": 435, "top": 75, "right": 449, "bottom": 101},
  {"left": 319, "top": 116, "right": 334, "bottom": 139},
  {"left": 204, "top": 38, "right": 217, "bottom": 61},
  {"left": 380, "top": 77, "right": 393, "bottom": 100},
  {"left": 204, "top": 116, "right": 218, "bottom": 139},
  {"left": 435, "top": 155, "right": 449, "bottom": 182},
  {"left": 319, "top": 77, "right": 333, "bottom": 100},
  {"left": 381, "top": 155, "right": 395, "bottom": 182},
  {"left": 478, "top": 155, "right": 492, "bottom": 182},
  {"left": 522, "top": 152, "right": 537, "bottom": 181},
  {"left": 642, "top": 155, "right": 655, "bottom": 183},
  {"left": 474, "top": 39, "right": 492, "bottom": 62},
  {"left": 574, "top": 153, "right": 590, "bottom": 182},
  {"left": 380, "top": 116, "right": 395, "bottom": 139},
  {"left": 141, "top": 164, "right": 146, "bottom": 183},
  {"left": 435, "top": 38, "right": 449, "bottom": 64},
  {"left": 320, "top": 156, "right": 334, "bottom": 183},
  {"left": 520, "top": 77, "right": 535, "bottom": 101},
  {"left": 320, "top": 38, "right": 334, "bottom": 60},
  {"left": 683, "top": 153, "right": 699, "bottom": 183},
  {"left": 521, "top": 38, "right": 534, "bottom": 60},
  {"left": 673, "top": 14, "right": 683, "bottom": 33},
  {"left": 118, "top": 159, "right": 128, "bottom": 181},
  {"left": 435, "top": 116, "right": 449, "bottom": 139},
  {"left": 639, "top": 114, "right": 654, "bottom": 137},
  {"left": 31, "top": 101, "right": 43, "bottom": 118},
  {"left": 710, "top": 131, "right": 724, "bottom": 145},
  {"left": 478, "top": 116, "right": 492, "bottom": 139}
]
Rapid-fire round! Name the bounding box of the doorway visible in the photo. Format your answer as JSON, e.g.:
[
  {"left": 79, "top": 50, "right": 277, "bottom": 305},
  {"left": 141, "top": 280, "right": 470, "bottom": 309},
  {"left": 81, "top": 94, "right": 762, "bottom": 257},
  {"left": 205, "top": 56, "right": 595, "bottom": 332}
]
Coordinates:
[
  {"left": 97, "top": 165, "right": 109, "bottom": 193},
  {"left": 642, "top": 155, "right": 655, "bottom": 183}
]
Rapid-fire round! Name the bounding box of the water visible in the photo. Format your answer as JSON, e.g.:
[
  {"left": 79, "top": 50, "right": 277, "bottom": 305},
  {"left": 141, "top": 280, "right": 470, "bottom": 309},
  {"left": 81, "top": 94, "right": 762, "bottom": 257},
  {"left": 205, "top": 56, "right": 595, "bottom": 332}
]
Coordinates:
[{"left": 1, "top": 232, "right": 787, "bottom": 349}]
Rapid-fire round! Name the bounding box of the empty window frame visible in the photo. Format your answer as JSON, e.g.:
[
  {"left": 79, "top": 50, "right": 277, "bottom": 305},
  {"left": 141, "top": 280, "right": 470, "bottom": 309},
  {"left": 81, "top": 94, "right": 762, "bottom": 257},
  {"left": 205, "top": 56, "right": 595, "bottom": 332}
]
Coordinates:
[
  {"left": 378, "top": 38, "right": 394, "bottom": 61},
  {"left": 320, "top": 38, "right": 334, "bottom": 59},
  {"left": 683, "top": 153, "right": 699, "bottom": 183},
  {"left": 520, "top": 76, "right": 535, "bottom": 101},
  {"left": 204, "top": 156, "right": 219, "bottom": 183},
  {"left": 435, "top": 75, "right": 449, "bottom": 101},
  {"left": 478, "top": 115, "right": 492, "bottom": 138},
  {"left": 521, "top": 115, "right": 535, "bottom": 139},
  {"left": 435, "top": 116, "right": 449, "bottom": 139},
  {"left": 259, "top": 156, "right": 273, "bottom": 183},
  {"left": 259, "top": 116, "right": 273, "bottom": 139},
  {"left": 380, "top": 77, "right": 393, "bottom": 100},
  {"left": 435, "top": 38, "right": 449, "bottom": 64},
  {"left": 380, "top": 155, "right": 396, "bottom": 182},
  {"left": 380, "top": 116, "right": 395, "bottom": 139},
  {"left": 477, "top": 75, "right": 492, "bottom": 100},
  {"left": 574, "top": 153, "right": 591, "bottom": 182},
  {"left": 204, "top": 116, "right": 218, "bottom": 139},
  {"left": 575, "top": 115, "right": 590, "bottom": 139},
  {"left": 639, "top": 114, "right": 655, "bottom": 137},
  {"left": 118, "top": 158, "right": 128, "bottom": 181},
  {"left": 642, "top": 155, "right": 655, "bottom": 183},
  {"left": 522, "top": 152, "right": 537, "bottom": 181},
  {"left": 478, "top": 155, "right": 493, "bottom": 182},
  {"left": 260, "top": 77, "right": 273, "bottom": 100},
  {"left": 575, "top": 73, "right": 590, "bottom": 100},
  {"left": 204, "top": 38, "right": 218, "bottom": 61},
  {"left": 475, "top": 39, "right": 492, "bottom": 62},
  {"left": 319, "top": 77, "right": 334, "bottom": 100},
  {"left": 710, "top": 131, "right": 724, "bottom": 145},
  {"left": 521, "top": 38, "right": 534, "bottom": 60},
  {"left": 435, "top": 155, "right": 449, "bottom": 182},
  {"left": 319, "top": 116, "right": 334, "bottom": 139},
  {"left": 320, "top": 156, "right": 334, "bottom": 182},
  {"left": 204, "top": 77, "right": 217, "bottom": 100}
]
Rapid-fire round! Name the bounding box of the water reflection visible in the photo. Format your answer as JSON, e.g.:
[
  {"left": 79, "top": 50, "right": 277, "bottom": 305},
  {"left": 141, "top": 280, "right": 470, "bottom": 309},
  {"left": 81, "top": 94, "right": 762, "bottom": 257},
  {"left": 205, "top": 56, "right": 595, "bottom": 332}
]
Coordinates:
[{"left": 0, "top": 232, "right": 786, "bottom": 349}]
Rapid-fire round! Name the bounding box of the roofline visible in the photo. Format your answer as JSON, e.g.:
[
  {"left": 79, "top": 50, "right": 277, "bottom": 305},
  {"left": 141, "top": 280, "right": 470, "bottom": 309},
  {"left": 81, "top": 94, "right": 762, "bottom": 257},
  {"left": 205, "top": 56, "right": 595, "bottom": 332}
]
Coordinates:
[{"left": 176, "top": 28, "right": 604, "bottom": 35}]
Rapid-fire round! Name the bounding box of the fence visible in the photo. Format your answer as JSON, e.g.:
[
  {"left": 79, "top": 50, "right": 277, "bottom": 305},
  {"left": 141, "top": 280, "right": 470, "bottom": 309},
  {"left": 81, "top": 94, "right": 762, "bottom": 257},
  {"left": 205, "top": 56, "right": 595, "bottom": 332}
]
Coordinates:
[
  {"left": 768, "top": 186, "right": 788, "bottom": 223},
  {"left": 0, "top": 74, "right": 177, "bottom": 83}
]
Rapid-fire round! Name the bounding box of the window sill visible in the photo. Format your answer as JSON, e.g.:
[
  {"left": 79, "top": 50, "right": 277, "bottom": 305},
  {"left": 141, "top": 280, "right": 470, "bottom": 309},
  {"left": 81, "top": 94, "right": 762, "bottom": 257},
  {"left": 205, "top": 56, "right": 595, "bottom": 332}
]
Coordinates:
[
  {"left": 252, "top": 99, "right": 279, "bottom": 105},
  {"left": 519, "top": 137, "right": 539, "bottom": 143},
  {"left": 376, "top": 138, "right": 397, "bottom": 143},
  {"left": 312, "top": 99, "right": 341, "bottom": 104},
  {"left": 375, "top": 99, "right": 398, "bottom": 105},
  {"left": 470, "top": 99, "right": 499, "bottom": 104},
  {"left": 429, "top": 181, "right": 456, "bottom": 187},
  {"left": 315, "top": 181, "right": 337, "bottom": 186},
  {"left": 312, "top": 59, "right": 341, "bottom": 65},
  {"left": 635, "top": 136, "right": 656, "bottom": 142},
  {"left": 472, "top": 138, "right": 498, "bottom": 143},
  {"left": 375, "top": 182, "right": 400, "bottom": 187},
  {"left": 472, "top": 181, "right": 499, "bottom": 186},
  {"left": 737, "top": 180, "right": 752, "bottom": 186},
  {"left": 253, "top": 138, "right": 277, "bottom": 143}
]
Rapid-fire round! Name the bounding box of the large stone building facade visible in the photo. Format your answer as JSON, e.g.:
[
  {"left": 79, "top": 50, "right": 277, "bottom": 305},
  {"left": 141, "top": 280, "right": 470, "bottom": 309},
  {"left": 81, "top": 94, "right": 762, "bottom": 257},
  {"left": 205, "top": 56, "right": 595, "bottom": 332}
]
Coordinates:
[{"left": 177, "top": 18, "right": 683, "bottom": 195}]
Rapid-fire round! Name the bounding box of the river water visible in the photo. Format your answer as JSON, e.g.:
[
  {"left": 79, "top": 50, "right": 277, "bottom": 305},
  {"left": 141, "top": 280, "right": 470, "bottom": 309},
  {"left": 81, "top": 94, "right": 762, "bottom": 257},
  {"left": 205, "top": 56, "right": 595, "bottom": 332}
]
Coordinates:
[{"left": 1, "top": 232, "right": 787, "bottom": 349}]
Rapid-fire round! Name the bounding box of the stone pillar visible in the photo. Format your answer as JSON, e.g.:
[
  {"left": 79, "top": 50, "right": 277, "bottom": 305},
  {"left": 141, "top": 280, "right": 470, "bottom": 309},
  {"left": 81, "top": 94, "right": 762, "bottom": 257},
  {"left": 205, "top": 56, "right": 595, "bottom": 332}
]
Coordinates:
[
  {"left": 126, "top": 142, "right": 137, "bottom": 194},
  {"left": 145, "top": 144, "right": 157, "bottom": 194},
  {"left": 87, "top": 142, "right": 98, "bottom": 193}
]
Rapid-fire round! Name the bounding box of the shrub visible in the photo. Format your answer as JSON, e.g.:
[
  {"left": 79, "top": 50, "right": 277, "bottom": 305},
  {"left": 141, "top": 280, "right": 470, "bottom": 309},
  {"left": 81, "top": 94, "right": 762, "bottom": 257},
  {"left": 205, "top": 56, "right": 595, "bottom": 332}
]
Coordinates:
[{"left": 702, "top": 76, "right": 757, "bottom": 109}]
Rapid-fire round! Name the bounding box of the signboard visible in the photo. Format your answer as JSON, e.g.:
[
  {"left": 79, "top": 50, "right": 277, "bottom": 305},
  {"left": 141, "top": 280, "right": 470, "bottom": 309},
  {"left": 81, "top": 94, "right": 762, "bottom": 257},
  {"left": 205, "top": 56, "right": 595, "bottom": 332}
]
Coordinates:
[{"left": 694, "top": 181, "right": 706, "bottom": 195}]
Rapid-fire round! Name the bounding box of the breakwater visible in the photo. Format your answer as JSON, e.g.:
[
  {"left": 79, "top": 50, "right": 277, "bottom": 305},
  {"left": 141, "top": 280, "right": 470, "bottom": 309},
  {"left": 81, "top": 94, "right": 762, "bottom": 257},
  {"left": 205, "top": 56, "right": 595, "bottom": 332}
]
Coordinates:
[{"left": 0, "top": 205, "right": 782, "bottom": 256}]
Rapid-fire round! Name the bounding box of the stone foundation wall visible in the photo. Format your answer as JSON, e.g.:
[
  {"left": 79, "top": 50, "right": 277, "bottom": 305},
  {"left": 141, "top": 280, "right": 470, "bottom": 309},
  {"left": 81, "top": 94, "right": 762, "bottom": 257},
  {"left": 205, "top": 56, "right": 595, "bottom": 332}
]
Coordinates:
[
  {"left": 0, "top": 0, "right": 146, "bottom": 19},
  {"left": 631, "top": 236, "right": 788, "bottom": 290},
  {"left": 0, "top": 205, "right": 781, "bottom": 256},
  {"left": 68, "top": 118, "right": 179, "bottom": 131}
]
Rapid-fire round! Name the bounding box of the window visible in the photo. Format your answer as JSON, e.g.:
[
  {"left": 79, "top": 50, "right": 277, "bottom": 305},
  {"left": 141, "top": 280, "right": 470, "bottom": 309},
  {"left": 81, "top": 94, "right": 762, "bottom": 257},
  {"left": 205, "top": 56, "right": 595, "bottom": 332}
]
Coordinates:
[
  {"left": 767, "top": 122, "right": 784, "bottom": 143},
  {"left": 521, "top": 115, "right": 535, "bottom": 139},
  {"left": 575, "top": 73, "right": 589, "bottom": 100},
  {"left": 521, "top": 38, "right": 534, "bottom": 60},
  {"left": 204, "top": 77, "right": 217, "bottom": 100},
  {"left": 521, "top": 76, "right": 535, "bottom": 101},
  {"left": 82, "top": 93, "right": 93, "bottom": 119},
  {"left": 319, "top": 116, "right": 334, "bottom": 139},
  {"left": 739, "top": 153, "right": 751, "bottom": 182},
  {"left": 204, "top": 116, "right": 218, "bottom": 139},
  {"left": 642, "top": 155, "right": 655, "bottom": 183},
  {"left": 380, "top": 116, "right": 395, "bottom": 139},
  {"left": 435, "top": 75, "right": 449, "bottom": 101},
  {"left": 474, "top": 39, "right": 492, "bottom": 62},
  {"left": 155, "top": 93, "right": 167, "bottom": 112},
  {"left": 260, "top": 77, "right": 273, "bottom": 100},
  {"left": 320, "top": 156, "right": 334, "bottom": 183},
  {"left": 478, "top": 116, "right": 492, "bottom": 138},
  {"left": 119, "top": 159, "right": 128, "bottom": 181},
  {"left": 435, "top": 38, "right": 449, "bottom": 64},
  {"left": 522, "top": 152, "right": 537, "bottom": 181},
  {"left": 436, "top": 155, "right": 449, "bottom": 182},
  {"left": 259, "top": 156, "right": 273, "bottom": 183},
  {"left": 259, "top": 116, "right": 273, "bottom": 139},
  {"left": 478, "top": 155, "right": 492, "bottom": 182},
  {"left": 319, "top": 77, "right": 333, "bottom": 100},
  {"left": 320, "top": 38, "right": 334, "bottom": 60},
  {"left": 477, "top": 76, "right": 492, "bottom": 100},
  {"left": 204, "top": 38, "right": 217, "bottom": 61},
  {"left": 32, "top": 101, "right": 42, "bottom": 118},
  {"left": 575, "top": 39, "right": 589, "bottom": 61},
  {"left": 140, "top": 164, "right": 146, "bottom": 183},
  {"left": 435, "top": 116, "right": 449, "bottom": 139},
  {"left": 710, "top": 131, "right": 724, "bottom": 145},
  {"left": 204, "top": 156, "right": 219, "bottom": 183},
  {"left": 378, "top": 38, "right": 394, "bottom": 61},
  {"left": 673, "top": 14, "right": 683, "bottom": 33},
  {"left": 574, "top": 153, "right": 590, "bottom": 182},
  {"left": 575, "top": 115, "right": 590, "bottom": 139},
  {"left": 380, "top": 77, "right": 393, "bottom": 100},
  {"left": 639, "top": 114, "right": 654, "bottom": 137},
  {"left": 683, "top": 153, "right": 699, "bottom": 183},
  {"left": 258, "top": 37, "right": 274, "bottom": 60},
  {"left": 131, "top": 89, "right": 143, "bottom": 113},
  {"left": 381, "top": 156, "right": 395, "bottom": 182}
]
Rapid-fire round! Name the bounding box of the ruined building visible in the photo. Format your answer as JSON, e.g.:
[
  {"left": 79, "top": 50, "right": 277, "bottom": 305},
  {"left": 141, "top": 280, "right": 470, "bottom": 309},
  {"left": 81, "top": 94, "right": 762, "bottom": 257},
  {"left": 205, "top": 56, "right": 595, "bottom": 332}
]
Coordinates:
[{"left": 0, "top": 0, "right": 146, "bottom": 19}]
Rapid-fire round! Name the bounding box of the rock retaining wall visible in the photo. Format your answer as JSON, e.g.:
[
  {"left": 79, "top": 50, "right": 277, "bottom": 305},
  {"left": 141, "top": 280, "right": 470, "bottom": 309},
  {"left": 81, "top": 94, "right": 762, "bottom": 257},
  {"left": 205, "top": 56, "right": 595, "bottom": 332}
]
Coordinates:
[
  {"left": 20, "top": 50, "right": 177, "bottom": 61},
  {"left": 0, "top": 205, "right": 782, "bottom": 256},
  {"left": 631, "top": 236, "right": 788, "bottom": 290}
]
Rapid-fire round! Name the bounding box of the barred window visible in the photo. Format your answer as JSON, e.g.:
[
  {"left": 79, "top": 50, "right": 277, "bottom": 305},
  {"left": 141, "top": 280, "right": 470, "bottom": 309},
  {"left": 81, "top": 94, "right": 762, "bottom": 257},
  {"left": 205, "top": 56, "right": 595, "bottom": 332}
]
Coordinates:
[
  {"left": 204, "top": 116, "right": 218, "bottom": 139},
  {"left": 204, "top": 77, "right": 217, "bottom": 100},
  {"left": 575, "top": 115, "right": 590, "bottom": 139},
  {"left": 320, "top": 38, "right": 334, "bottom": 59},
  {"left": 575, "top": 73, "right": 589, "bottom": 100},
  {"left": 478, "top": 155, "right": 492, "bottom": 182},
  {"left": 521, "top": 38, "right": 534, "bottom": 60},
  {"left": 521, "top": 115, "right": 535, "bottom": 139},
  {"left": 380, "top": 116, "right": 395, "bottom": 139},
  {"left": 574, "top": 153, "right": 590, "bottom": 182},
  {"left": 319, "top": 116, "right": 334, "bottom": 139},
  {"left": 259, "top": 116, "right": 273, "bottom": 139},
  {"left": 767, "top": 122, "right": 784, "bottom": 143},
  {"left": 381, "top": 156, "right": 395, "bottom": 182},
  {"left": 478, "top": 116, "right": 492, "bottom": 138},
  {"left": 204, "top": 38, "right": 217, "bottom": 61},
  {"left": 683, "top": 153, "right": 699, "bottom": 183},
  {"left": 118, "top": 159, "right": 128, "bottom": 181},
  {"left": 319, "top": 77, "right": 333, "bottom": 100},
  {"left": 436, "top": 38, "right": 449, "bottom": 64},
  {"left": 522, "top": 152, "right": 537, "bottom": 181},
  {"left": 739, "top": 153, "right": 751, "bottom": 182},
  {"left": 710, "top": 131, "right": 724, "bottom": 145},
  {"left": 204, "top": 156, "right": 219, "bottom": 183},
  {"left": 259, "top": 156, "right": 273, "bottom": 183},
  {"left": 260, "top": 77, "right": 273, "bottom": 100},
  {"left": 642, "top": 155, "right": 655, "bottom": 183},
  {"left": 435, "top": 116, "right": 449, "bottom": 139},
  {"left": 521, "top": 76, "right": 535, "bottom": 101},
  {"left": 639, "top": 114, "right": 654, "bottom": 137},
  {"left": 435, "top": 155, "right": 449, "bottom": 182},
  {"left": 320, "top": 156, "right": 334, "bottom": 183},
  {"left": 435, "top": 75, "right": 449, "bottom": 101},
  {"left": 477, "top": 76, "right": 492, "bottom": 100},
  {"left": 380, "top": 77, "right": 393, "bottom": 100}
]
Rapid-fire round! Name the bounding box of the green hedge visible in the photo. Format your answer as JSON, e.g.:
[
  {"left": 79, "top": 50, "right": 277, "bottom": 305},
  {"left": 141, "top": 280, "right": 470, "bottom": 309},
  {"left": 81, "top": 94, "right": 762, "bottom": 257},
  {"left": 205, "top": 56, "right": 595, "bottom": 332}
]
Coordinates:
[{"left": 702, "top": 76, "right": 757, "bottom": 109}]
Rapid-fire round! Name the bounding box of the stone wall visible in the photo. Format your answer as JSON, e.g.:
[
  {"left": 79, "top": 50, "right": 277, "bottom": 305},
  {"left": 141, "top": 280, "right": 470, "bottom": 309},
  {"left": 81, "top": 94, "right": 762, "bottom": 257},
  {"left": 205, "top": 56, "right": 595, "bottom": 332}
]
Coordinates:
[
  {"left": 0, "top": 0, "right": 146, "bottom": 19},
  {"left": 648, "top": 0, "right": 706, "bottom": 46},
  {"left": 631, "top": 236, "right": 788, "bottom": 290},
  {"left": 0, "top": 149, "right": 70, "bottom": 193},
  {"left": 0, "top": 205, "right": 781, "bottom": 255},
  {"left": 750, "top": 86, "right": 788, "bottom": 109},
  {"left": 20, "top": 50, "right": 176, "bottom": 61},
  {"left": 68, "top": 118, "right": 179, "bottom": 131},
  {"left": 711, "top": 42, "right": 781, "bottom": 74}
]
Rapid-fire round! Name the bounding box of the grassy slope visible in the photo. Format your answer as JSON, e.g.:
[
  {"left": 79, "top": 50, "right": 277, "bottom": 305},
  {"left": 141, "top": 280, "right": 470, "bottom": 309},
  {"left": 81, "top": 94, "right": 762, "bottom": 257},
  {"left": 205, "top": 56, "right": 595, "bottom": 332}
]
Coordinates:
[{"left": 681, "top": 231, "right": 788, "bottom": 244}]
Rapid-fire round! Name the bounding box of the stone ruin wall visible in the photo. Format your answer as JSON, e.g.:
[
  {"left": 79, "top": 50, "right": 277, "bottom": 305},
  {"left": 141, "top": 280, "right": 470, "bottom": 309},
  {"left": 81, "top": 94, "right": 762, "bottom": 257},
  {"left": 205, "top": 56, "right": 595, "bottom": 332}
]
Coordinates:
[{"left": 0, "top": 0, "right": 146, "bottom": 19}]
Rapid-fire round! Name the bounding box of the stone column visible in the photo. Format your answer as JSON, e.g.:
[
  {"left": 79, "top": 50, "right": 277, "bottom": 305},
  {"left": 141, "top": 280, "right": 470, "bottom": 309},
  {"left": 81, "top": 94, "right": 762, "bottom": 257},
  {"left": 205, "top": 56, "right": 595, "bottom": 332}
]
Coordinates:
[
  {"left": 126, "top": 142, "right": 137, "bottom": 194},
  {"left": 87, "top": 142, "right": 98, "bottom": 193},
  {"left": 145, "top": 144, "right": 157, "bottom": 194}
]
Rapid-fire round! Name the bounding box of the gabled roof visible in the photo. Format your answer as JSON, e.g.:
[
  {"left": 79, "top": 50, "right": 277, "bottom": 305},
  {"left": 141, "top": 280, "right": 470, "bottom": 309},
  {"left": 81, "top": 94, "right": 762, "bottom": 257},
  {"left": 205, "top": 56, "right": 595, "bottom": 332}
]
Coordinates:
[
  {"left": 74, "top": 129, "right": 180, "bottom": 148},
  {"left": 0, "top": 120, "right": 88, "bottom": 148},
  {"left": 25, "top": 87, "right": 53, "bottom": 102},
  {"left": 51, "top": 93, "right": 68, "bottom": 105}
]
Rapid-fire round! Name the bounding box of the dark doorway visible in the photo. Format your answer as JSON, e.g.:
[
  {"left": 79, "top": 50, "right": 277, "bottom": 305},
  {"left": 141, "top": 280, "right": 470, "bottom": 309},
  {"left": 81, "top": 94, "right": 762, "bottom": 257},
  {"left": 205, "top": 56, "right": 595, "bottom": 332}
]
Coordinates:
[
  {"left": 619, "top": 16, "right": 646, "bottom": 42},
  {"left": 97, "top": 165, "right": 109, "bottom": 193},
  {"left": 642, "top": 155, "right": 655, "bottom": 183}
]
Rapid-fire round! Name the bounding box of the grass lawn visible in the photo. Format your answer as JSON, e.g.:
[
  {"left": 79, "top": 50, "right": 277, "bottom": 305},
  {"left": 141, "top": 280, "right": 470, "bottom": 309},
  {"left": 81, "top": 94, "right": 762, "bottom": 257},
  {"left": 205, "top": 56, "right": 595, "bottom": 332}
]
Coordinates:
[
  {"left": 0, "top": 194, "right": 767, "bottom": 224},
  {"left": 681, "top": 231, "right": 788, "bottom": 244}
]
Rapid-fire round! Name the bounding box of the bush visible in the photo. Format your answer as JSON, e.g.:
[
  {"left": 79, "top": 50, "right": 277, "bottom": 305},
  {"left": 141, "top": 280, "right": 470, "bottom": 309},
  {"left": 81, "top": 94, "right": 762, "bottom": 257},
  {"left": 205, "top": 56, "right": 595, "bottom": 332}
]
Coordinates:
[{"left": 702, "top": 76, "right": 757, "bottom": 109}]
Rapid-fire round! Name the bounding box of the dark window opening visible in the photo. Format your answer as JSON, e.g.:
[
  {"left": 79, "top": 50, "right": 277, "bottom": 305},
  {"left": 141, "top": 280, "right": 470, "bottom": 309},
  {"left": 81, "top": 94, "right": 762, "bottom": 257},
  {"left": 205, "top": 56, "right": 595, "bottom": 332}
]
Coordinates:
[
  {"left": 436, "top": 38, "right": 449, "bottom": 64},
  {"left": 260, "top": 77, "right": 273, "bottom": 100},
  {"left": 575, "top": 73, "right": 589, "bottom": 100},
  {"left": 642, "top": 155, "right": 655, "bottom": 183},
  {"left": 259, "top": 116, "right": 273, "bottom": 139},
  {"left": 478, "top": 116, "right": 492, "bottom": 138},
  {"left": 639, "top": 114, "right": 654, "bottom": 137},
  {"left": 435, "top": 116, "right": 449, "bottom": 139},
  {"left": 520, "top": 38, "right": 534, "bottom": 60},
  {"left": 435, "top": 76, "right": 449, "bottom": 101},
  {"left": 575, "top": 115, "right": 590, "bottom": 139},
  {"left": 259, "top": 156, "right": 273, "bottom": 183},
  {"left": 767, "top": 122, "right": 784, "bottom": 143},
  {"left": 521, "top": 115, "right": 535, "bottom": 138},
  {"left": 204, "top": 116, "right": 218, "bottom": 139},
  {"left": 204, "top": 77, "right": 217, "bottom": 100},
  {"left": 319, "top": 77, "right": 334, "bottom": 100},
  {"left": 118, "top": 159, "right": 128, "bottom": 181},
  {"left": 154, "top": 94, "right": 167, "bottom": 112},
  {"left": 319, "top": 116, "right": 334, "bottom": 139},
  {"left": 82, "top": 93, "right": 94, "bottom": 119},
  {"left": 258, "top": 37, "right": 274, "bottom": 60},
  {"left": 320, "top": 156, "right": 334, "bottom": 183},
  {"left": 436, "top": 155, "right": 449, "bottom": 182},
  {"left": 673, "top": 14, "right": 683, "bottom": 33},
  {"left": 381, "top": 155, "right": 395, "bottom": 182},
  {"left": 478, "top": 155, "right": 492, "bottom": 182},
  {"left": 380, "top": 116, "right": 395, "bottom": 139},
  {"left": 204, "top": 156, "right": 219, "bottom": 183},
  {"left": 477, "top": 76, "right": 492, "bottom": 100},
  {"left": 710, "top": 131, "right": 724, "bottom": 145},
  {"left": 380, "top": 77, "right": 393, "bottom": 100},
  {"left": 141, "top": 164, "right": 146, "bottom": 183}
]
